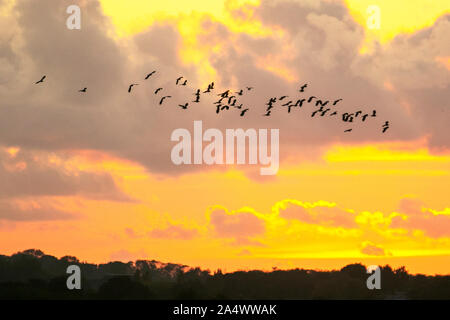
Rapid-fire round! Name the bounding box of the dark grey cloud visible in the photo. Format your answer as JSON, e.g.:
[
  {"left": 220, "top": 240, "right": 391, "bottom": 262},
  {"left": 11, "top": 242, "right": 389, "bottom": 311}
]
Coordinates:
[
  {"left": 0, "top": 199, "right": 77, "bottom": 221},
  {"left": 0, "top": 0, "right": 447, "bottom": 185}
]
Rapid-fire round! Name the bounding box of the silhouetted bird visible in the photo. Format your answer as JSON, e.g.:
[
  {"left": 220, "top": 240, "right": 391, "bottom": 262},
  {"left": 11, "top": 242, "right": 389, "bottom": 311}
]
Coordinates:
[
  {"left": 295, "top": 99, "right": 305, "bottom": 107},
  {"left": 333, "top": 99, "right": 343, "bottom": 105},
  {"left": 159, "top": 96, "right": 171, "bottom": 105},
  {"left": 218, "top": 90, "right": 230, "bottom": 98},
  {"left": 216, "top": 105, "right": 221, "bottom": 114},
  {"left": 344, "top": 129, "right": 352, "bottom": 133},
  {"left": 264, "top": 110, "right": 271, "bottom": 116},
  {"left": 221, "top": 105, "right": 230, "bottom": 111},
  {"left": 320, "top": 108, "right": 331, "bottom": 116},
  {"left": 279, "top": 96, "right": 288, "bottom": 101},
  {"left": 236, "top": 89, "right": 244, "bottom": 96},
  {"left": 79, "top": 87, "right": 87, "bottom": 93},
  {"left": 145, "top": 71, "right": 156, "bottom": 79},
  {"left": 246, "top": 87, "right": 253, "bottom": 91},
  {"left": 181, "top": 80, "right": 188, "bottom": 86},
  {"left": 330, "top": 111, "right": 338, "bottom": 116},
  {"left": 179, "top": 103, "right": 188, "bottom": 109},
  {"left": 176, "top": 77, "right": 183, "bottom": 85},
  {"left": 154, "top": 88, "right": 163, "bottom": 94},
  {"left": 240, "top": 109, "right": 249, "bottom": 116},
  {"left": 315, "top": 100, "right": 329, "bottom": 107},
  {"left": 193, "top": 95, "right": 200, "bottom": 103},
  {"left": 282, "top": 101, "right": 293, "bottom": 107},
  {"left": 235, "top": 104, "right": 243, "bottom": 109},
  {"left": 371, "top": 110, "right": 377, "bottom": 117},
  {"left": 228, "top": 96, "right": 236, "bottom": 104},
  {"left": 362, "top": 114, "right": 369, "bottom": 121},
  {"left": 128, "top": 84, "right": 139, "bottom": 93},
  {"left": 35, "top": 75, "right": 46, "bottom": 84},
  {"left": 307, "top": 96, "right": 316, "bottom": 103},
  {"left": 299, "top": 84, "right": 308, "bottom": 92},
  {"left": 355, "top": 111, "right": 362, "bottom": 117}
]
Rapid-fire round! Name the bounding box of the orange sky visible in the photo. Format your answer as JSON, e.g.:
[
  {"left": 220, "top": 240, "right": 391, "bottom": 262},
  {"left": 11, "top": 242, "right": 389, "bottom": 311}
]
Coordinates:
[{"left": 0, "top": 0, "right": 449, "bottom": 275}]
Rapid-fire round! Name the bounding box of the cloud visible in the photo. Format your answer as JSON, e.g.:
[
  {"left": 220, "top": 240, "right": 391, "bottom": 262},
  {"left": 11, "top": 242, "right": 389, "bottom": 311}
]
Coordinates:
[
  {"left": 208, "top": 208, "right": 266, "bottom": 246},
  {"left": 360, "top": 242, "right": 387, "bottom": 256},
  {"left": 278, "top": 200, "right": 357, "bottom": 228},
  {"left": 0, "top": 148, "right": 133, "bottom": 202},
  {"left": 148, "top": 224, "right": 199, "bottom": 240},
  {"left": 390, "top": 198, "right": 450, "bottom": 238},
  {"left": 0, "top": 0, "right": 447, "bottom": 182},
  {"left": 0, "top": 199, "right": 77, "bottom": 221}
]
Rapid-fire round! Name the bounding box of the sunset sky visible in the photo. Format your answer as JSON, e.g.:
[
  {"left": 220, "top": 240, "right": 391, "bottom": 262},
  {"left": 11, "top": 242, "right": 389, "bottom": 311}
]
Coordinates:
[{"left": 0, "top": 0, "right": 449, "bottom": 275}]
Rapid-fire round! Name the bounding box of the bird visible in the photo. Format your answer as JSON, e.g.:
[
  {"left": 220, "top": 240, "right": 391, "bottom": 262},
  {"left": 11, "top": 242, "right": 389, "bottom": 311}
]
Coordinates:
[
  {"left": 282, "top": 101, "right": 293, "bottom": 107},
  {"left": 330, "top": 111, "right": 338, "bottom": 116},
  {"left": 176, "top": 77, "right": 184, "bottom": 85},
  {"left": 264, "top": 110, "right": 272, "bottom": 116},
  {"left": 236, "top": 89, "right": 244, "bottom": 96},
  {"left": 320, "top": 108, "right": 331, "bottom": 116},
  {"left": 371, "top": 110, "right": 377, "bottom": 117},
  {"left": 294, "top": 99, "right": 306, "bottom": 107},
  {"left": 128, "top": 84, "right": 139, "bottom": 93},
  {"left": 221, "top": 105, "right": 230, "bottom": 111},
  {"left": 159, "top": 96, "right": 171, "bottom": 105},
  {"left": 315, "top": 100, "right": 329, "bottom": 107},
  {"left": 355, "top": 111, "right": 362, "bottom": 117},
  {"left": 299, "top": 84, "right": 308, "bottom": 92},
  {"left": 382, "top": 126, "right": 389, "bottom": 133},
  {"left": 216, "top": 105, "right": 221, "bottom": 114},
  {"left": 194, "top": 89, "right": 201, "bottom": 96},
  {"left": 246, "top": 87, "right": 253, "bottom": 91},
  {"left": 154, "top": 88, "right": 163, "bottom": 94},
  {"left": 311, "top": 110, "right": 319, "bottom": 117},
  {"left": 235, "top": 104, "right": 243, "bottom": 109},
  {"left": 193, "top": 95, "right": 200, "bottom": 103},
  {"left": 179, "top": 103, "right": 189, "bottom": 109},
  {"left": 218, "top": 90, "right": 230, "bottom": 98},
  {"left": 333, "top": 99, "right": 343, "bottom": 106},
  {"left": 240, "top": 109, "right": 249, "bottom": 116},
  {"left": 362, "top": 114, "right": 369, "bottom": 121},
  {"left": 279, "top": 96, "right": 288, "bottom": 101},
  {"left": 307, "top": 96, "right": 317, "bottom": 103},
  {"left": 181, "top": 80, "right": 188, "bottom": 86},
  {"left": 344, "top": 129, "right": 353, "bottom": 133},
  {"left": 35, "top": 75, "right": 46, "bottom": 84},
  {"left": 78, "top": 87, "right": 87, "bottom": 93},
  {"left": 145, "top": 71, "right": 156, "bottom": 79}
]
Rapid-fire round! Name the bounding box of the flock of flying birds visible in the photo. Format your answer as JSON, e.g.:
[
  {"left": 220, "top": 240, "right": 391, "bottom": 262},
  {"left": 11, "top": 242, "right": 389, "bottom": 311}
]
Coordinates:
[{"left": 34, "top": 72, "right": 390, "bottom": 134}]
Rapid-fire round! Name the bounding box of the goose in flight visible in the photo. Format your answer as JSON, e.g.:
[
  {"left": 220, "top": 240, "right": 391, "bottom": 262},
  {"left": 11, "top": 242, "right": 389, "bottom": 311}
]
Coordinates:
[
  {"left": 79, "top": 87, "right": 87, "bottom": 93},
  {"left": 154, "top": 88, "right": 163, "bottom": 94},
  {"left": 240, "top": 109, "right": 249, "bottom": 116},
  {"left": 176, "top": 77, "right": 184, "bottom": 85},
  {"left": 128, "top": 84, "right": 139, "bottom": 93},
  {"left": 333, "top": 99, "right": 343, "bottom": 106},
  {"left": 35, "top": 75, "right": 46, "bottom": 84},
  {"left": 179, "top": 103, "right": 189, "bottom": 109},
  {"left": 159, "top": 96, "right": 172, "bottom": 105},
  {"left": 299, "top": 83, "right": 308, "bottom": 92},
  {"left": 145, "top": 71, "right": 156, "bottom": 79}
]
